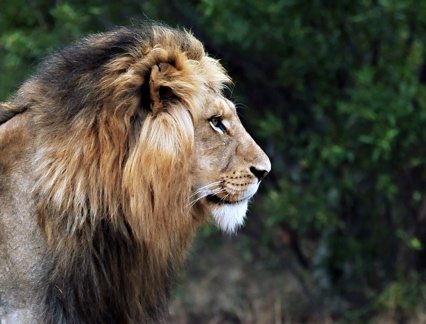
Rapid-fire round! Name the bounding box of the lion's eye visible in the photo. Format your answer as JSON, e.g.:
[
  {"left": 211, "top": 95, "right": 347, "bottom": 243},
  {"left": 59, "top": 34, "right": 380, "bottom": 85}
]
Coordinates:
[{"left": 208, "top": 115, "right": 227, "bottom": 134}]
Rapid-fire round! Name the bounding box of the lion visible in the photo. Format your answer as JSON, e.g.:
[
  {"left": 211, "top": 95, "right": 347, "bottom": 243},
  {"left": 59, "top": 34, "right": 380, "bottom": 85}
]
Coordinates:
[{"left": 0, "top": 23, "right": 270, "bottom": 323}]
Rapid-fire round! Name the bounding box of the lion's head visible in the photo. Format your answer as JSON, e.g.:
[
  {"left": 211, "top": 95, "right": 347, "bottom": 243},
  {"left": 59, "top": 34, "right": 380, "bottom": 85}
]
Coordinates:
[
  {"left": 0, "top": 23, "right": 270, "bottom": 322},
  {"left": 193, "top": 96, "right": 271, "bottom": 232}
]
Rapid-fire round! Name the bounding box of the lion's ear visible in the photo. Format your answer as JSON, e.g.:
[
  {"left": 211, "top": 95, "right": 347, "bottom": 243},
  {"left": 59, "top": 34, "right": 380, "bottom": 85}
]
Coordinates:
[{"left": 149, "top": 63, "right": 178, "bottom": 116}]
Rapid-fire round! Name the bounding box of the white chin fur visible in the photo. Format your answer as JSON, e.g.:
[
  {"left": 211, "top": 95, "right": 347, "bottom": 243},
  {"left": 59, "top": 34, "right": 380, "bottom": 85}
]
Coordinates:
[{"left": 211, "top": 200, "right": 249, "bottom": 233}]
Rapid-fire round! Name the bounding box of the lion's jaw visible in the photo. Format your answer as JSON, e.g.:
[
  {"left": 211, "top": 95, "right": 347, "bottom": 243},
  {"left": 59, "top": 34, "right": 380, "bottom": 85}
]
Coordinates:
[
  {"left": 195, "top": 182, "right": 259, "bottom": 233},
  {"left": 193, "top": 97, "right": 271, "bottom": 233},
  {"left": 211, "top": 200, "right": 249, "bottom": 233}
]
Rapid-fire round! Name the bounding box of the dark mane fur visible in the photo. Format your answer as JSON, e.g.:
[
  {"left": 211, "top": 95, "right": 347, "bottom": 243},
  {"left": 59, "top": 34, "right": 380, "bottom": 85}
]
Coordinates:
[{"left": 40, "top": 219, "right": 173, "bottom": 323}]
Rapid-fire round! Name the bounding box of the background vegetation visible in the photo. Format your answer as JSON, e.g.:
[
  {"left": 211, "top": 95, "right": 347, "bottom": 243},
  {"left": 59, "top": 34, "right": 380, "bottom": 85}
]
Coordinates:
[{"left": 2, "top": 0, "right": 426, "bottom": 322}]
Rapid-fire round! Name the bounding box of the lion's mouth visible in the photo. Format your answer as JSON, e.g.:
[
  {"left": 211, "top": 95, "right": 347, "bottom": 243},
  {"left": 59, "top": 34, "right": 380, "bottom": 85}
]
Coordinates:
[{"left": 206, "top": 194, "right": 246, "bottom": 205}]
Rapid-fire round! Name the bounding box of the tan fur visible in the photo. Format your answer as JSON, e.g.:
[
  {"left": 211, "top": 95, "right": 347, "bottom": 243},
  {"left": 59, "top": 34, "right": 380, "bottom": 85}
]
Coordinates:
[
  {"left": 0, "top": 23, "right": 270, "bottom": 323},
  {"left": 0, "top": 102, "right": 27, "bottom": 124}
]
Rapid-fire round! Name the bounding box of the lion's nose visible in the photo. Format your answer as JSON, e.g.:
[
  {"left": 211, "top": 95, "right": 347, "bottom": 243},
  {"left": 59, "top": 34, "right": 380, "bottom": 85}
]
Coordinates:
[{"left": 250, "top": 166, "right": 269, "bottom": 182}]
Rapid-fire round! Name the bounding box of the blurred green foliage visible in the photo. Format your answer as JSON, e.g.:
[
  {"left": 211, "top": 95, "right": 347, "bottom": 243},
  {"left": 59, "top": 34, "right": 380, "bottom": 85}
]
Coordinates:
[{"left": 2, "top": 0, "right": 426, "bottom": 320}]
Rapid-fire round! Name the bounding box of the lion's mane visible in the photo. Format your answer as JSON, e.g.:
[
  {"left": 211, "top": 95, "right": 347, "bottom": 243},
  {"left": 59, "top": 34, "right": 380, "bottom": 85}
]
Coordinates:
[{"left": 8, "top": 23, "right": 229, "bottom": 323}]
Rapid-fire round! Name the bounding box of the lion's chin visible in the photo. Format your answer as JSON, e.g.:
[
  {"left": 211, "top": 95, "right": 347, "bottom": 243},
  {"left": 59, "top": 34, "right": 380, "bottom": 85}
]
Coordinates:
[{"left": 211, "top": 200, "right": 249, "bottom": 233}]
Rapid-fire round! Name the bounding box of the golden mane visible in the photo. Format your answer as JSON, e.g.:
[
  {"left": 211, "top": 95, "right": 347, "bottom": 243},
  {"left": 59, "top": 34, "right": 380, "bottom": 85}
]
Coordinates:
[{"left": 7, "top": 23, "right": 230, "bottom": 323}]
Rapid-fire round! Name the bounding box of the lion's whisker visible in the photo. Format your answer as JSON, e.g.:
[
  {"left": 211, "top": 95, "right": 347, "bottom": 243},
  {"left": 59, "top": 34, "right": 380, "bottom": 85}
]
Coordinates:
[
  {"left": 190, "top": 181, "right": 222, "bottom": 198},
  {"left": 219, "top": 192, "right": 231, "bottom": 203},
  {"left": 188, "top": 187, "right": 226, "bottom": 207}
]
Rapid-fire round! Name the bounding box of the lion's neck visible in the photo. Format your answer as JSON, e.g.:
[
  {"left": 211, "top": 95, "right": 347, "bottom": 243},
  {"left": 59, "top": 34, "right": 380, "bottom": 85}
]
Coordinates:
[
  {"left": 33, "top": 136, "right": 200, "bottom": 322},
  {"left": 38, "top": 215, "right": 194, "bottom": 323},
  {"left": 30, "top": 88, "right": 203, "bottom": 322}
]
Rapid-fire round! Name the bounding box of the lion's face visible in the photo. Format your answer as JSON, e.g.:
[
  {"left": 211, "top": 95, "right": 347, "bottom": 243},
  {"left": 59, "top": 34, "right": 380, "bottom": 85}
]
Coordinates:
[{"left": 193, "top": 95, "right": 271, "bottom": 232}]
